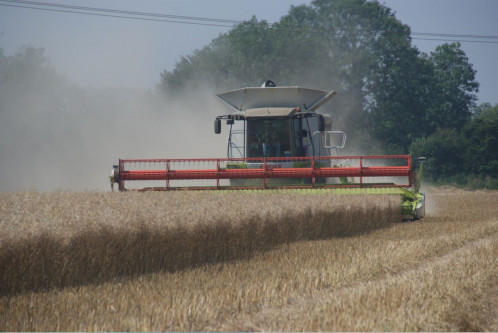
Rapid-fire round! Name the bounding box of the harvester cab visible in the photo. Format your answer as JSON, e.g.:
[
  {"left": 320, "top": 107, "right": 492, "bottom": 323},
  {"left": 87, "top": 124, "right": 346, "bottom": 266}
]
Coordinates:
[
  {"left": 214, "top": 81, "right": 341, "bottom": 159},
  {"left": 109, "top": 81, "right": 426, "bottom": 220}
]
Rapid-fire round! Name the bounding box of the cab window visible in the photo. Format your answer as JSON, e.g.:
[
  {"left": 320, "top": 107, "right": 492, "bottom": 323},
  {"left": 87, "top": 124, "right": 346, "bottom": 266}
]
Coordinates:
[{"left": 246, "top": 119, "right": 291, "bottom": 157}]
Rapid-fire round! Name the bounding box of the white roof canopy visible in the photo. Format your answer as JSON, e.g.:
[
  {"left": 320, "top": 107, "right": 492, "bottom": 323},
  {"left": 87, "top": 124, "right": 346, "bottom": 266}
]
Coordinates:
[{"left": 217, "top": 86, "right": 336, "bottom": 112}]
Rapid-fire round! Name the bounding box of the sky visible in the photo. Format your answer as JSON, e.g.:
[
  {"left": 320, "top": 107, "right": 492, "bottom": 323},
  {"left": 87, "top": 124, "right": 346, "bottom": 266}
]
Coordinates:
[{"left": 0, "top": 0, "right": 497, "bottom": 104}]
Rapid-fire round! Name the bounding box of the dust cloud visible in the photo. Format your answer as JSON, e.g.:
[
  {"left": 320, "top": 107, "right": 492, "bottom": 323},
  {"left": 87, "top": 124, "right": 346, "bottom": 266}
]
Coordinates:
[
  {"left": 0, "top": 57, "right": 228, "bottom": 192},
  {"left": 0, "top": 39, "right": 378, "bottom": 193},
  {"left": 420, "top": 184, "right": 439, "bottom": 216}
]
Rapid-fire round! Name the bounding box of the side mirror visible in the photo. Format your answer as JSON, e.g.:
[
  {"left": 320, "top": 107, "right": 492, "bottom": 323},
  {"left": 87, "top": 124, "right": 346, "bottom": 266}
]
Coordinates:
[
  {"left": 318, "top": 114, "right": 325, "bottom": 132},
  {"left": 324, "top": 131, "right": 347, "bottom": 149},
  {"left": 214, "top": 118, "right": 221, "bottom": 134}
]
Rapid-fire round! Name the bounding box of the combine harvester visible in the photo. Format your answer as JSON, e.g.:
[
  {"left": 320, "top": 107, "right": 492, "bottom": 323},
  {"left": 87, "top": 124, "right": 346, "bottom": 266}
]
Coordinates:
[{"left": 110, "top": 81, "right": 426, "bottom": 220}]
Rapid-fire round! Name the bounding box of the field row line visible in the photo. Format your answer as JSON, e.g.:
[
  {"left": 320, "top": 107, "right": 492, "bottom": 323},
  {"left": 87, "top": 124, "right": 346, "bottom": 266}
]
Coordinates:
[{"left": 218, "top": 231, "right": 498, "bottom": 331}]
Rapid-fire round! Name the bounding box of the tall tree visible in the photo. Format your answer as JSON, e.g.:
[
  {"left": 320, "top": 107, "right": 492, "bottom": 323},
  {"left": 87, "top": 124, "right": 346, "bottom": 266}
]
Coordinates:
[
  {"left": 425, "top": 43, "right": 479, "bottom": 132},
  {"left": 160, "top": 1, "right": 416, "bottom": 138},
  {"left": 0, "top": 46, "right": 67, "bottom": 124},
  {"left": 159, "top": 1, "right": 478, "bottom": 155},
  {"left": 160, "top": 17, "right": 275, "bottom": 94},
  {"left": 409, "top": 128, "right": 466, "bottom": 180},
  {"left": 463, "top": 104, "right": 498, "bottom": 177}
]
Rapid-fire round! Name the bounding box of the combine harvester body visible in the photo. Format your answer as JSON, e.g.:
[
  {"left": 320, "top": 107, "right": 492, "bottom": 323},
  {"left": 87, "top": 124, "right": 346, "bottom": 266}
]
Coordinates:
[{"left": 110, "top": 81, "right": 425, "bottom": 220}]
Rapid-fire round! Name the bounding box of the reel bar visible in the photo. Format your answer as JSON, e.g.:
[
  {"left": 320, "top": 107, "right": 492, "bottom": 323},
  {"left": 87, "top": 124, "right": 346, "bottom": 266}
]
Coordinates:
[{"left": 115, "top": 155, "right": 412, "bottom": 191}]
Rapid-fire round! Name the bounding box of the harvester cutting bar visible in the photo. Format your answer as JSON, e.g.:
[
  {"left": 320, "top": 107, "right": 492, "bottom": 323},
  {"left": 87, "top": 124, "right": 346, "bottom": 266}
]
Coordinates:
[{"left": 114, "top": 155, "right": 412, "bottom": 191}]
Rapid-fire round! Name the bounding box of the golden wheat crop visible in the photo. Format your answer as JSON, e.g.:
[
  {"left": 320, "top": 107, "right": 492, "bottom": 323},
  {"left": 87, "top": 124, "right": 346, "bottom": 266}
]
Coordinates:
[
  {"left": 0, "top": 187, "right": 497, "bottom": 331},
  {"left": 0, "top": 191, "right": 399, "bottom": 295}
]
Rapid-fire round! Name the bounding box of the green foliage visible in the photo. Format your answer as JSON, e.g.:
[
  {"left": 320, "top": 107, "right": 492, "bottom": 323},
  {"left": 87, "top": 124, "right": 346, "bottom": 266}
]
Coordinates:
[
  {"left": 410, "top": 104, "right": 498, "bottom": 188},
  {"left": 159, "top": 1, "right": 478, "bottom": 152},
  {"left": 160, "top": 0, "right": 426, "bottom": 144},
  {"left": 424, "top": 43, "right": 479, "bottom": 133},
  {"left": 463, "top": 104, "right": 498, "bottom": 177},
  {"left": 410, "top": 128, "right": 465, "bottom": 180},
  {"left": 160, "top": 17, "right": 277, "bottom": 94}
]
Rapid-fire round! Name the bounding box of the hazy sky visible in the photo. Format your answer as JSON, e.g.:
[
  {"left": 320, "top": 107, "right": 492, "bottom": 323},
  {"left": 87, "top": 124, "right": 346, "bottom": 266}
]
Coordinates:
[{"left": 1, "top": 0, "right": 497, "bottom": 104}]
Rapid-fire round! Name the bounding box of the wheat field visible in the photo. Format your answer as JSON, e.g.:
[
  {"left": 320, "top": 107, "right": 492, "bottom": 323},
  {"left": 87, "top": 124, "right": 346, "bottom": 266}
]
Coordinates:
[{"left": 0, "top": 187, "right": 497, "bottom": 331}]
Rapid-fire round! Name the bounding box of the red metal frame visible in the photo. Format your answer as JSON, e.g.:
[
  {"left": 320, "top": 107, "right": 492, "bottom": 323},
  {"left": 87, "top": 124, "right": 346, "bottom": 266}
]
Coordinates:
[{"left": 117, "top": 155, "right": 412, "bottom": 191}]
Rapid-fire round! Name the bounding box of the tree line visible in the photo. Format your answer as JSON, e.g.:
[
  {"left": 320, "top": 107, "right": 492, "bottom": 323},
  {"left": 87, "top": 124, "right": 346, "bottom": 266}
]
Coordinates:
[{"left": 159, "top": 0, "right": 497, "bottom": 188}]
